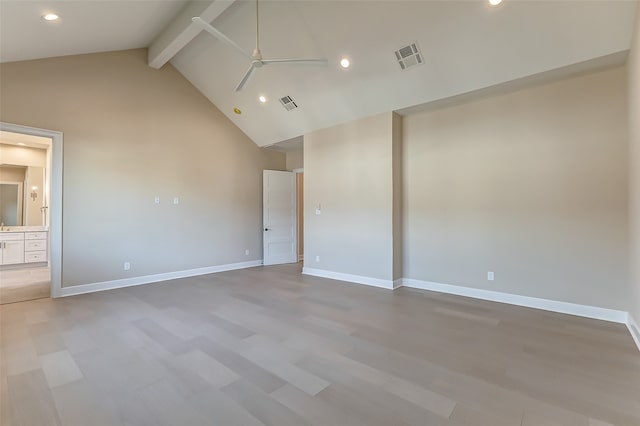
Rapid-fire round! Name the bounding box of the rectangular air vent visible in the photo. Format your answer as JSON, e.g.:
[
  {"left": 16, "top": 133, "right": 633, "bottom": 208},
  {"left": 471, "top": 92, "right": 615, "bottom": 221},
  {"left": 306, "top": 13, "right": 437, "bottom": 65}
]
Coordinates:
[
  {"left": 395, "top": 42, "right": 424, "bottom": 71},
  {"left": 279, "top": 95, "right": 298, "bottom": 111}
]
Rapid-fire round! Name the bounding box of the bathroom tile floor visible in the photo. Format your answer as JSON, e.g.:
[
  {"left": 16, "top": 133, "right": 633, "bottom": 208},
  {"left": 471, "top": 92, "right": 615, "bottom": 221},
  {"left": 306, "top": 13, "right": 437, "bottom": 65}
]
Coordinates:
[{"left": 0, "top": 265, "right": 50, "bottom": 304}]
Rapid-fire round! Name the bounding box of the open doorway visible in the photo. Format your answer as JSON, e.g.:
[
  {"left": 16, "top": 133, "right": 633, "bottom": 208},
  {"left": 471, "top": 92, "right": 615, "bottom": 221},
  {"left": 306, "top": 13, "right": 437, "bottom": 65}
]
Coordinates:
[
  {"left": 0, "top": 123, "right": 62, "bottom": 303},
  {"left": 263, "top": 136, "right": 303, "bottom": 265}
]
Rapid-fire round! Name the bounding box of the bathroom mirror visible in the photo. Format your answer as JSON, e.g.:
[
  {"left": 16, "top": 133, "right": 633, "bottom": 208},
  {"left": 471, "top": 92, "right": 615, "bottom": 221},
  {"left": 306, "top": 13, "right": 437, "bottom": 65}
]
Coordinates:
[
  {"left": 0, "top": 182, "right": 23, "bottom": 226},
  {"left": 0, "top": 165, "right": 46, "bottom": 227}
]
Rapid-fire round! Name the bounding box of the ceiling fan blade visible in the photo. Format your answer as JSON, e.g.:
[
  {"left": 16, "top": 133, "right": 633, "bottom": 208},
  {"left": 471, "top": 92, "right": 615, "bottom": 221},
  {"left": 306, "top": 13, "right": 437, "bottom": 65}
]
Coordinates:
[
  {"left": 192, "top": 17, "right": 253, "bottom": 61},
  {"left": 235, "top": 65, "right": 257, "bottom": 92},
  {"left": 261, "top": 58, "right": 329, "bottom": 66}
]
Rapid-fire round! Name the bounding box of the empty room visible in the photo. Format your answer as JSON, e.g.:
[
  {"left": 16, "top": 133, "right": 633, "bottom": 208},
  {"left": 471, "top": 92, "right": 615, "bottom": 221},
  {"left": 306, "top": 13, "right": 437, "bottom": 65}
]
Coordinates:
[{"left": 1, "top": 0, "right": 640, "bottom": 425}]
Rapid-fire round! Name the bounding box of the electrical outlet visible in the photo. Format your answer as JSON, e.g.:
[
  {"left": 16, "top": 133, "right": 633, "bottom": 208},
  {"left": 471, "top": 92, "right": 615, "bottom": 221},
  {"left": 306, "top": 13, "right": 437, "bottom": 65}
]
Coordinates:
[
  {"left": 245, "top": 249, "right": 250, "bottom": 256},
  {"left": 487, "top": 271, "right": 494, "bottom": 281},
  {"left": 173, "top": 197, "right": 179, "bottom": 205},
  {"left": 154, "top": 196, "right": 160, "bottom": 204},
  {"left": 315, "top": 255, "right": 320, "bottom": 262},
  {"left": 124, "top": 262, "right": 131, "bottom": 271}
]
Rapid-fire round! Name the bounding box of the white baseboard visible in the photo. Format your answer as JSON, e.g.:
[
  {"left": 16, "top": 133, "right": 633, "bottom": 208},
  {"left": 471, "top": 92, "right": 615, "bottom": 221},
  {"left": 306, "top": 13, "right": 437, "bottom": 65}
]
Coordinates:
[
  {"left": 299, "top": 270, "right": 627, "bottom": 324},
  {"left": 627, "top": 314, "right": 640, "bottom": 352},
  {"left": 59, "top": 260, "right": 263, "bottom": 297},
  {"left": 399, "top": 278, "right": 628, "bottom": 324},
  {"left": 302, "top": 267, "right": 394, "bottom": 290}
]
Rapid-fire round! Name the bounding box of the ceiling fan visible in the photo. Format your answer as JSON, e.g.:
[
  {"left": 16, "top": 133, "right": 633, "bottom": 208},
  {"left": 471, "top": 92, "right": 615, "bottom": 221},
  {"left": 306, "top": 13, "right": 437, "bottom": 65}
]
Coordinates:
[{"left": 192, "top": 0, "right": 328, "bottom": 92}]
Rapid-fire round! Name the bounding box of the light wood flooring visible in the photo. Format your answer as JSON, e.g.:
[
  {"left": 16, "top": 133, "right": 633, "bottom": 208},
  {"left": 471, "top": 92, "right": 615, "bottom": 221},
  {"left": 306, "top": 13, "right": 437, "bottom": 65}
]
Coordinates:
[
  {"left": 0, "top": 266, "right": 50, "bottom": 305},
  {"left": 1, "top": 263, "right": 639, "bottom": 426}
]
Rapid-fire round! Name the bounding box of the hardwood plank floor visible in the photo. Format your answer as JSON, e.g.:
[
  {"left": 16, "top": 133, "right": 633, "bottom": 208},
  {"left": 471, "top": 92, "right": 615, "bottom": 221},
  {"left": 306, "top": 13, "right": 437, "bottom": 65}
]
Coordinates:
[{"left": 1, "top": 263, "right": 639, "bottom": 425}]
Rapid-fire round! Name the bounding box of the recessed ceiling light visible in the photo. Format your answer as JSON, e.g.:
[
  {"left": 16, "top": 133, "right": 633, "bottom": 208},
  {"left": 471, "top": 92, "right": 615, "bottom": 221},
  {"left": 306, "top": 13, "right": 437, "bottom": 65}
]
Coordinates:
[
  {"left": 258, "top": 95, "right": 267, "bottom": 103},
  {"left": 340, "top": 58, "right": 351, "bottom": 69},
  {"left": 488, "top": 0, "right": 502, "bottom": 6},
  {"left": 17, "top": 142, "right": 26, "bottom": 146},
  {"left": 42, "top": 13, "right": 59, "bottom": 21}
]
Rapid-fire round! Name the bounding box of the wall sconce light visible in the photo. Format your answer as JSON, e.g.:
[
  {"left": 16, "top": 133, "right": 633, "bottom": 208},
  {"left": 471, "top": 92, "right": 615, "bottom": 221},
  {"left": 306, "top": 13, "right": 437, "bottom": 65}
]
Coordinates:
[{"left": 31, "top": 186, "right": 38, "bottom": 201}]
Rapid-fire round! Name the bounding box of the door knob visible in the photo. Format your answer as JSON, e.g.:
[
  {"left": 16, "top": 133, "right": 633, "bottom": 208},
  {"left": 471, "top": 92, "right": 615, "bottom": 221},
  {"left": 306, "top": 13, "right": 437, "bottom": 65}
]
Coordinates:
[{"left": 264, "top": 228, "right": 271, "bottom": 231}]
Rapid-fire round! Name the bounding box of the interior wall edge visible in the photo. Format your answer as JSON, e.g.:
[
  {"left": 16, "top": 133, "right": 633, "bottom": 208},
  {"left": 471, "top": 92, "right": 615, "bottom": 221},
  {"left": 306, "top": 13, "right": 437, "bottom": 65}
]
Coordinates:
[
  {"left": 302, "top": 267, "right": 395, "bottom": 290},
  {"left": 628, "top": 314, "right": 640, "bottom": 352},
  {"left": 628, "top": 0, "right": 640, "bottom": 351}
]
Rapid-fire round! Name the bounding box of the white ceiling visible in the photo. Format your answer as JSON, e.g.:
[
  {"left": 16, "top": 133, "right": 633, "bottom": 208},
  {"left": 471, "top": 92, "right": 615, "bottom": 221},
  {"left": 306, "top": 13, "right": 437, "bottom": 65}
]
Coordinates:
[
  {"left": 0, "top": 0, "right": 187, "bottom": 63},
  {"left": 1, "top": 0, "right": 637, "bottom": 148}
]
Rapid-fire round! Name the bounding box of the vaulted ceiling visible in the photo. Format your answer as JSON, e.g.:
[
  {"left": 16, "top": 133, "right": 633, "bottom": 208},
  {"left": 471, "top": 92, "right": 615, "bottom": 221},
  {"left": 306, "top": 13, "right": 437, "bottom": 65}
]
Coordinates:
[{"left": 1, "top": 0, "right": 637, "bottom": 147}]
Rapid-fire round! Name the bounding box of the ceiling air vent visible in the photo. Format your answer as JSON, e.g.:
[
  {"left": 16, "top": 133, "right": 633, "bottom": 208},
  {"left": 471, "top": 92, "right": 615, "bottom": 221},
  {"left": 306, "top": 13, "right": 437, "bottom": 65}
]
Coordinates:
[
  {"left": 279, "top": 95, "right": 299, "bottom": 111},
  {"left": 395, "top": 42, "right": 424, "bottom": 70}
]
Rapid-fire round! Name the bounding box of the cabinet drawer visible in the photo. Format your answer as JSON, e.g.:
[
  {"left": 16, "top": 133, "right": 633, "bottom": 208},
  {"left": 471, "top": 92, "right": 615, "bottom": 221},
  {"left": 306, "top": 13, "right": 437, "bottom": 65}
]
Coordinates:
[
  {"left": 25, "top": 240, "right": 47, "bottom": 252},
  {"left": 25, "top": 232, "right": 47, "bottom": 240},
  {"left": 0, "top": 233, "right": 24, "bottom": 241},
  {"left": 25, "top": 251, "right": 47, "bottom": 263}
]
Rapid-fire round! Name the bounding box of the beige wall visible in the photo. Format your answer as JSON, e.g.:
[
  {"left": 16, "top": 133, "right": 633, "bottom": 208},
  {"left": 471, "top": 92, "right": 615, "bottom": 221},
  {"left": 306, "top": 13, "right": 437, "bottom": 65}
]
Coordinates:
[
  {"left": 304, "top": 112, "right": 396, "bottom": 281},
  {"left": 26, "top": 166, "right": 45, "bottom": 226},
  {"left": 0, "top": 144, "right": 46, "bottom": 167},
  {"left": 403, "top": 66, "right": 629, "bottom": 310},
  {"left": 0, "top": 49, "right": 285, "bottom": 287},
  {"left": 0, "top": 165, "right": 25, "bottom": 182},
  {"left": 630, "top": 6, "right": 640, "bottom": 323},
  {"left": 286, "top": 150, "right": 303, "bottom": 171}
]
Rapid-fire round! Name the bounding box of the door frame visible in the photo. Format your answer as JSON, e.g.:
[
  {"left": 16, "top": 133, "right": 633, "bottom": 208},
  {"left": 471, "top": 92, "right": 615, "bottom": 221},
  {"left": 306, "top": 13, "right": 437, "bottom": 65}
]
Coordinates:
[
  {"left": 0, "top": 122, "right": 63, "bottom": 297},
  {"left": 292, "top": 168, "right": 303, "bottom": 262}
]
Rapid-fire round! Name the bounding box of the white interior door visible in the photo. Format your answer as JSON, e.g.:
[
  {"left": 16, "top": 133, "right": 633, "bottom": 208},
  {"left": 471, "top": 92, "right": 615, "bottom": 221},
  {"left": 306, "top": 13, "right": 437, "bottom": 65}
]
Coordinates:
[{"left": 263, "top": 170, "right": 297, "bottom": 265}]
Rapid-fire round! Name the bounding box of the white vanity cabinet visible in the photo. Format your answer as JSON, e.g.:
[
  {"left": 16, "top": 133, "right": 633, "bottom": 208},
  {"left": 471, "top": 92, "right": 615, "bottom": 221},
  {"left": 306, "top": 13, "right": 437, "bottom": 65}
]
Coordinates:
[
  {"left": 24, "top": 232, "right": 48, "bottom": 263},
  {"left": 0, "top": 233, "right": 25, "bottom": 265},
  {"left": 0, "top": 230, "right": 48, "bottom": 265}
]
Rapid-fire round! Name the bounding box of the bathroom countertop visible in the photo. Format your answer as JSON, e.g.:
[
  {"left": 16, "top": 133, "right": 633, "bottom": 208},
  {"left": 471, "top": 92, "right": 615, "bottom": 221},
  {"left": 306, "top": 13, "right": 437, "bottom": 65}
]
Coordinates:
[{"left": 0, "top": 226, "right": 48, "bottom": 233}]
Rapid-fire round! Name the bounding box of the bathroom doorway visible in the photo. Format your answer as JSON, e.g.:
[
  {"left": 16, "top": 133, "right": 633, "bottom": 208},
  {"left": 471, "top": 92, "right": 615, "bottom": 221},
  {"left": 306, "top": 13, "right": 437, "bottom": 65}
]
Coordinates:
[{"left": 0, "top": 123, "right": 62, "bottom": 304}]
